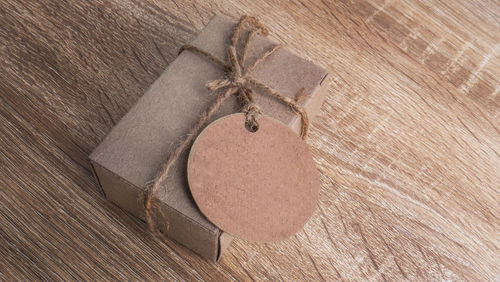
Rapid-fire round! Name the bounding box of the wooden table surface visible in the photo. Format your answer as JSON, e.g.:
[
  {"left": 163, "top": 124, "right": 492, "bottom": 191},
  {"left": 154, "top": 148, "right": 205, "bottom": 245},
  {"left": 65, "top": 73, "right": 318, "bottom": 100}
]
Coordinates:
[{"left": 1, "top": 0, "right": 499, "bottom": 280}]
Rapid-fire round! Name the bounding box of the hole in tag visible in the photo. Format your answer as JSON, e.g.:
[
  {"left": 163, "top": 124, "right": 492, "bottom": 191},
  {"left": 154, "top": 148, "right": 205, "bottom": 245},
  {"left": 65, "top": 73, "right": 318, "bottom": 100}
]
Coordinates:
[{"left": 245, "top": 121, "right": 259, "bottom": 133}]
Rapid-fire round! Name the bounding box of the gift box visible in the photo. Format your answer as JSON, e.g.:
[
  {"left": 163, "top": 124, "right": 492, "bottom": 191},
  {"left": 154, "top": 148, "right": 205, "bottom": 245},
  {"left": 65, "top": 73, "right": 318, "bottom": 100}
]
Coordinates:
[{"left": 89, "top": 15, "right": 330, "bottom": 261}]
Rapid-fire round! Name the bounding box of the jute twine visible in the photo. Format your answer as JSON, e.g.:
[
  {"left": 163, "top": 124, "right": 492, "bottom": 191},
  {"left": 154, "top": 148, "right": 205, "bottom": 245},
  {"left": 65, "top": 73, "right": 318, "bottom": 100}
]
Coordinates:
[{"left": 144, "top": 15, "right": 310, "bottom": 237}]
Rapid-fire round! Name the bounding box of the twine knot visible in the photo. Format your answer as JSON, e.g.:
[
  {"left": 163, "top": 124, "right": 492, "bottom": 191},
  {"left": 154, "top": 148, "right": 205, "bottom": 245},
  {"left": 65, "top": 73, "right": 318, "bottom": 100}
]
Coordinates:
[{"left": 204, "top": 26, "right": 267, "bottom": 131}]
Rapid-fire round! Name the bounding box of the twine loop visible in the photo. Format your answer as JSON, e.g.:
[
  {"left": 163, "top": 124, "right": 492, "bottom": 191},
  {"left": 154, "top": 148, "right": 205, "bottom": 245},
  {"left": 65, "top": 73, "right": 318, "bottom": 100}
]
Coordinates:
[{"left": 242, "top": 102, "right": 262, "bottom": 132}]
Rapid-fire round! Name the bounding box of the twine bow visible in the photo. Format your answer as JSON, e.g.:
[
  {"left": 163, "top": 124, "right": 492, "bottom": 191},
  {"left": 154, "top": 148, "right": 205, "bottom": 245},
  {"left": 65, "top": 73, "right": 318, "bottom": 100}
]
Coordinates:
[{"left": 145, "top": 15, "right": 311, "bottom": 236}]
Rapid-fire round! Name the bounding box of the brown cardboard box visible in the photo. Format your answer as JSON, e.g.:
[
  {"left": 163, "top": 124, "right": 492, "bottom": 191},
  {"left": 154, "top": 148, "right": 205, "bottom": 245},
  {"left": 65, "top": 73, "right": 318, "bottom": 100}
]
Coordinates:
[{"left": 89, "top": 15, "right": 330, "bottom": 261}]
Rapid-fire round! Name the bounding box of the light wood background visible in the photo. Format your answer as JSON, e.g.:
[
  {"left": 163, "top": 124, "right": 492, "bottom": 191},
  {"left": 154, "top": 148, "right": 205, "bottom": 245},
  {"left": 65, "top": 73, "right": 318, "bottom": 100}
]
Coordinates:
[{"left": 1, "top": 0, "right": 499, "bottom": 280}]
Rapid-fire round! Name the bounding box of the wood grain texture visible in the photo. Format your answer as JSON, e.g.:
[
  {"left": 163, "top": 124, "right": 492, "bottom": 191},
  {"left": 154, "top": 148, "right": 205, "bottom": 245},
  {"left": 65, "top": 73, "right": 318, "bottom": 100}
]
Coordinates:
[{"left": 0, "top": 0, "right": 498, "bottom": 280}]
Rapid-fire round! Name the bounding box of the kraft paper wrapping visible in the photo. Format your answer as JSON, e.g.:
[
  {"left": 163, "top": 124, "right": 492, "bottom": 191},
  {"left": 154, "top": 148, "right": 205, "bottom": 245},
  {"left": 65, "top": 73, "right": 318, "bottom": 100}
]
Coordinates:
[{"left": 90, "top": 15, "right": 329, "bottom": 261}]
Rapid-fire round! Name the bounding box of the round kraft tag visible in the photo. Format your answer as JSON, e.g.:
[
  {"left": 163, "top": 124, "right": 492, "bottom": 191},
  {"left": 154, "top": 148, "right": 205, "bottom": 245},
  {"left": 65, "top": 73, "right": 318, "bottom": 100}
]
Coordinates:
[{"left": 187, "top": 113, "right": 319, "bottom": 242}]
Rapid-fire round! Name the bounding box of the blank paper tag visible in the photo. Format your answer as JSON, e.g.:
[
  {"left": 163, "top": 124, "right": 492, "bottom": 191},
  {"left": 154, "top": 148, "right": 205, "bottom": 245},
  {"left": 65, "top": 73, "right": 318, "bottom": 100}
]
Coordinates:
[{"left": 187, "top": 113, "right": 320, "bottom": 242}]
